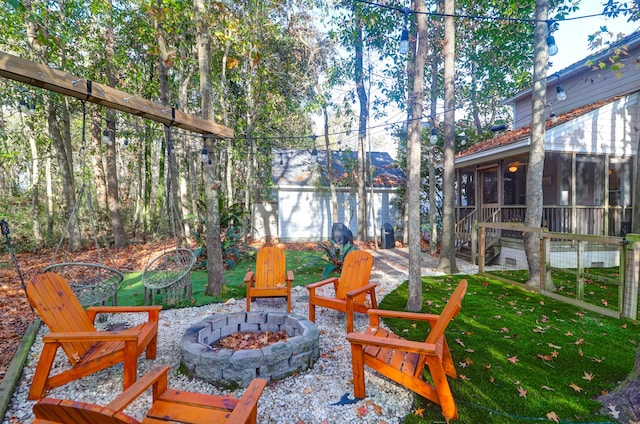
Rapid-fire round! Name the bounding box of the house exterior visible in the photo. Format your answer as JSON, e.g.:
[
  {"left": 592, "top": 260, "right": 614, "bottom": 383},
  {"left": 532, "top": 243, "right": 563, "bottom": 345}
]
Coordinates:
[
  {"left": 253, "top": 148, "right": 405, "bottom": 242},
  {"left": 454, "top": 31, "right": 640, "bottom": 251}
]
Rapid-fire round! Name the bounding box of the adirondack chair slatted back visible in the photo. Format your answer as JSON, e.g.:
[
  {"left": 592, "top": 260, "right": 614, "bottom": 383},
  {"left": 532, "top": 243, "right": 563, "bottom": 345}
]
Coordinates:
[
  {"left": 335, "top": 250, "right": 373, "bottom": 303},
  {"left": 415, "top": 280, "right": 468, "bottom": 377},
  {"left": 33, "top": 399, "right": 139, "bottom": 424},
  {"left": 255, "top": 246, "right": 287, "bottom": 288},
  {"left": 27, "top": 273, "right": 97, "bottom": 362}
]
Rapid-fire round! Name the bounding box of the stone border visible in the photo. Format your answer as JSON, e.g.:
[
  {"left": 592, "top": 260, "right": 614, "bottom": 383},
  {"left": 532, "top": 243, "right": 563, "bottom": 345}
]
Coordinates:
[{"left": 180, "top": 311, "right": 320, "bottom": 388}]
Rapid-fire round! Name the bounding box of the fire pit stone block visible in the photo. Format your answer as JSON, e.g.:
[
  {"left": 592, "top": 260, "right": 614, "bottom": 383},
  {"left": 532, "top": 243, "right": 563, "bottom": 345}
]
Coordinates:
[{"left": 180, "top": 311, "right": 320, "bottom": 388}]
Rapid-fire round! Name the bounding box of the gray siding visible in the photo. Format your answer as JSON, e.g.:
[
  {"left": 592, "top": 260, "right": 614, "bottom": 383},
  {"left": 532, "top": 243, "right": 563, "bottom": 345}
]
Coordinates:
[{"left": 514, "top": 60, "right": 640, "bottom": 129}]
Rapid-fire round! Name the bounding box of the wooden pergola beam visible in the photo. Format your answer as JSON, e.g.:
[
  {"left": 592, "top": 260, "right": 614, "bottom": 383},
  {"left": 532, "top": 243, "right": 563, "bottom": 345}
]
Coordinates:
[{"left": 0, "top": 51, "right": 233, "bottom": 138}]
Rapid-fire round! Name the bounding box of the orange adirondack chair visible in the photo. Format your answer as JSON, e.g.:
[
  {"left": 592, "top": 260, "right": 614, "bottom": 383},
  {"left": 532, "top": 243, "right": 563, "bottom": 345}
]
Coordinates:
[
  {"left": 346, "top": 279, "right": 468, "bottom": 421},
  {"left": 306, "top": 250, "right": 376, "bottom": 333},
  {"left": 244, "top": 246, "right": 294, "bottom": 312},
  {"left": 26, "top": 272, "right": 162, "bottom": 400},
  {"left": 32, "top": 365, "right": 267, "bottom": 424}
]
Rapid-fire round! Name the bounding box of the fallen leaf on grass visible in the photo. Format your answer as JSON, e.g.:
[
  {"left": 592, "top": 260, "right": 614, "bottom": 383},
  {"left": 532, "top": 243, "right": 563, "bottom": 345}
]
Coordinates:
[
  {"left": 507, "top": 355, "right": 519, "bottom": 364},
  {"left": 575, "top": 338, "right": 584, "bottom": 345},
  {"left": 601, "top": 299, "right": 608, "bottom": 306},
  {"left": 582, "top": 371, "right": 594, "bottom": 382},
  {"left": 518, "top": 386, "right": 527, "bottom": 398},
  {"left": 455, "top": 338, "right": 465, "bottom": 347},
  {"left": 546, "top": 411, "right": 560, "bottom": 423},
  {"left": 548, "top": 343, "right": 561, "bottom": 349},
  {"left": 413, "top": 408, "right": 425, "bottom": 418},
  {"left": 541, "top": 385, "right": 555, "bottom": 391},
  {"left": 569, "top": 382, "right": 583, "bottom": 392},
  {"left": 537, "top": 353, "right": 554, "bottom": 361},
  {"left": 460, "top": 375, "right": 471, "bottom": 380}
]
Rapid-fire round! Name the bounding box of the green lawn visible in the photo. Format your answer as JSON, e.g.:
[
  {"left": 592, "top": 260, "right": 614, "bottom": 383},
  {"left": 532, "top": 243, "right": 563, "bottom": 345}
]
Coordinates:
[
  {"left": 116, "top": 249, "right": 325, "bottom": 307},
  {"left": 380, "top": 275, "right": 638, "bottom": 423},
  {"left": 487, "top": 267, "right": 623, "bottom": 314},
  {"left": 114, "top": 253, "right": 638, "bottom": 423}
]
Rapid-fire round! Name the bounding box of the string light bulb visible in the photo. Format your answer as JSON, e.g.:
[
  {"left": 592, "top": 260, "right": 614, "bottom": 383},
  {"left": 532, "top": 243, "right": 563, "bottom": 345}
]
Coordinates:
[
  {"left": 201, "top": 147, "right": 208, "bottom": 163},
  {"left": 399, "top": 8, "right": 410, "bottom": 54},
  {"left": 399, "top": 29, "right": 409, "bottom": 54},
  {"left": 102, "top": 129, "right": 113, "bottom": 145},
  {"left": 430, "top": 128, "right": 438, "bottom": 145},
  {"left": 553, "top": 73, "right": 567, "bottom": 101},
  {"left": 546, "top": 21, "right": 558, "bottom": 56}
]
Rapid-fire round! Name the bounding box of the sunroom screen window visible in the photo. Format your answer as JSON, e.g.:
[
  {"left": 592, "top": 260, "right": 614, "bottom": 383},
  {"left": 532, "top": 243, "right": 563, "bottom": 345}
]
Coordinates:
[{"left": 576, "top": 154, "right": 604, "bottom": 206}]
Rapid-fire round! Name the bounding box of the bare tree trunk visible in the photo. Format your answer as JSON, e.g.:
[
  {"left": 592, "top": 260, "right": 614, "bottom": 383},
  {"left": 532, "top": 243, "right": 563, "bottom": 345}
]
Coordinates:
[
  {"left": 406, "top": 0, "right": 429, "bottom": 311},
  {"left": 104, "top": 0, "right": 126, "bottom": 248},
  {"left": 194, "top": 0, "right": 225, "bottom": 295},
  {"left": 354, "top": 4, "right": 368, "bottom": 241},
  {"left": 525, "top": 0, "right": 548, "bottom": 288},
  {"left": 154, "top": 2, "right": 185, "bottom": 247},
  {"left": 437, "top": 0, "right": 458, "bottom": 274},
  {"left": 429, "top": 49, "right": 439, "bottom": 256},
  {"left": 47, "top": 102, "right": 80, "bottom": 250},
  {"left": 598, "top": 348, "right": 640, "bottom": 422},
  {"left": 24, "top": 0, "right": 79, "bottom": 250},
  {"left": 27, "top": 114, "right": 42, "bottom": 245},
  {"left": 45, "top": 157, "right": 53, "bottom": 238}
]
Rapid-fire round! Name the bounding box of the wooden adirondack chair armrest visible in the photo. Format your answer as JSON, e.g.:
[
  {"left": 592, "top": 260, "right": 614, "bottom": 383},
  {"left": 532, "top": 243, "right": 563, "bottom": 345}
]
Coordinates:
[
  {"left": 43, "top": 330, "right": 140, "bottom": 343},
  {"left": 347, "top": 332, "right": 437, "bottom": 355},
  {"left": 367, "top": 308, "right": 439, "bottom": 321},
  {"left": 306, "top": 277, "right": 339, "bottom": 292},
  {"left": 106, "top": 365, "right": 170, "bottom": 412},
  {"left": 286, "top": 270, "right": 294, "bottom": 283},
  {"left": 226, "top": 378, "right": 269, "bottom": 424},
  {"left": 243, "top": 271, "right": 255, "bottom": 284},
  {"left": 85, "top": 305, "right": 162, "bottom": 323},
  {"left": 346, "top": 282, "right": 378, "bottom": 299}
]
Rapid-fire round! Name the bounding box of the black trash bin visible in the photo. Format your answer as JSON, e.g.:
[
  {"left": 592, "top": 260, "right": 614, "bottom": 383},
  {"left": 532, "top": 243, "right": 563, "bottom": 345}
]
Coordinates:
[
  {"left": 332, "top": 223, "right": 353, "bottom": 246},
  {"left": 381, "top": 223, "right": 395, "bottom": 249}
]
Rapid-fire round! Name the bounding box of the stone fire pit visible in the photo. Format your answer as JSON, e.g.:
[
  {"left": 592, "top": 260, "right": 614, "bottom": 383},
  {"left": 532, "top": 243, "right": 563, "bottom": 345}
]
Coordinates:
[{"left": 180, "top": 311, "right": 320, "bottom": 388}]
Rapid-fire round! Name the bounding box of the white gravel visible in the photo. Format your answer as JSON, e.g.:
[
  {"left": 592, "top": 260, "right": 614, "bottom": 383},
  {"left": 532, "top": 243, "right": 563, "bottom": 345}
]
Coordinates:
[{"left": 2, "top": 251, "right": 480, "bottom": 423}]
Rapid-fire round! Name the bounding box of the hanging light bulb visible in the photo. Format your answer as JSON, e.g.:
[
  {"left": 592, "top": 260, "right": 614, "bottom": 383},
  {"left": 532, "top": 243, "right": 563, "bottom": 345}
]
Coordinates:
[
  {"left": 430, "top": 128, "right": 438, "bottom": 145},
  {"left": 556, "top": 84, "right": 567, "bottom": 101},
  {"left": 399, "top": 8, "right": 410, "bottom": 55},
  {"left": 102, "top": 129, "right": 113, "bottom": 145},
  {"left": 399, "top": 29, "right": 409, "bottom": 54},
  {"left": 201, "top": 147, "right": 208, "bottom": 163},
  {"left": 459, "top": 132, "right": 466, "bottom": 146},
  {"left": 550, "top": 112, "right": 558, "bottom": 123},
  {"left": 546, "top": 21, "right": 558, "bottom": 56},
  {"left": 547, "top": 35, "right": 558, "bottom": 56}
]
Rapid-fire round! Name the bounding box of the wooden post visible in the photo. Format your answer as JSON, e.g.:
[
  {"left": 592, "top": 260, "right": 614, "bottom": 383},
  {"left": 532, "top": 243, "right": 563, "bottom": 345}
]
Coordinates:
[
  {"left": 622, "top": 235, "right": 640, "bottom": 319},
  {"left": 478, "top": 225, "right": 485, "bottom": 274},
  {"left": 471, "top": 220, "right": 478, "bottom": 266},
  {"left": 576, "top": 241, "right": 585, "bottom": 301}
]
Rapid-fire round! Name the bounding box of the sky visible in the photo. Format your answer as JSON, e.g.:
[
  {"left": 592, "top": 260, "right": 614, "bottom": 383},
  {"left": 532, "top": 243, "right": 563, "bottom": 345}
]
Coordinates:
[{"left": 549, "top": 2, "right": 640, "bottom": 73}]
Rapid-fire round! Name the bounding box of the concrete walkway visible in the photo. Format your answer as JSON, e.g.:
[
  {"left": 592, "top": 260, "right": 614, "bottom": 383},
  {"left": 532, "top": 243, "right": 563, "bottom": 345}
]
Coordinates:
[{"left": 368, "top": 247, "right": 480, "bottom": 281}]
